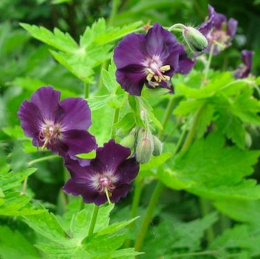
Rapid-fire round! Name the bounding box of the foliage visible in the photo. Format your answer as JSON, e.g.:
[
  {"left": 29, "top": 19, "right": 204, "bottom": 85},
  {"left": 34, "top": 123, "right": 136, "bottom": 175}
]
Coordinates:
[{"left": 1, "top": 0, "right": 260, "bottom": 258}]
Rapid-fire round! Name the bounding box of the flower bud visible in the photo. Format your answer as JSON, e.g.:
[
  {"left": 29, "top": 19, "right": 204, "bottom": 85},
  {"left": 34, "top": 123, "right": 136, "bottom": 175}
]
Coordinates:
[
  {"left": 120, "top": 128, "right": 137, "bottom": 149},
  {"left": 152, "top": 136, "right": 163, "bottom": 156},
  {"left": 182, "top": 26, "right": 208, "bottom": 52},
  {"left": 136, "top": 129, "right": 154, "bottom": 164},
  {"left": 245, "top": 131, "right": 252, "bottom": 148},
  {"left": 120, "top": 134, "right": 136, "bottom": 149}
]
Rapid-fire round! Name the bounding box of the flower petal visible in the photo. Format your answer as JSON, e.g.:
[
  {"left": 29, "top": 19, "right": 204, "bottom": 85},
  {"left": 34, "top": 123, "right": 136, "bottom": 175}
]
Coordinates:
[
  {"left": 30, "top": 87, "right": 61, "bottom": 121},
  {"left": 114, "top": 33, "right": 147, "bottom": 69},
  {"left": 145, "top": 23, "right": 179, "bottom": 60},
  {"left": 59, "top": 98, "right": 92, "bottom": 131},
  {"left": 227, "top": 18, "right": 238, "bottom": 40},
  {"left": 111, "top": 184, "right": 132, "bottom": 203},
  {"left": 198, "top": 5, "right": 216, "bottom": 36},
  {"left": 18, "top": 101, "right": 42, "bottom": 140},
  {"left": 90, "top": 139, "right": 131, "bottom": 174},
  {"left": 116, "top": 157, "right": 139, "bottom": 184},
  {"left": 116, "top": 69, "right": 145, "bottom": 96},
  {"left": 55, "top": 130, "right": 97, "bottom": 158}
]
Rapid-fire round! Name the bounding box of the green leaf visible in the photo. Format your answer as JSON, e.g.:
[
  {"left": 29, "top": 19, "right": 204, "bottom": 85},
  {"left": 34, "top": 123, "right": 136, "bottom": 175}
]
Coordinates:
[
  {"left": 158, "top": 133, "right": 260, "bottom": 200},
  {"left": 102, "top": 62, "right": 120, "bottom": 94},
  {"left": 80, "top": 18, "right": 142, "bottom": 47},
  {"left": 0, "top": 191, "right": 44, "bottom": 216},
  {"left": 0, "top": 168, "right": 36, "bottom": 191},
  {"left": 76, "top": 150, "right": 96, "bottom": 159},
  {"left": 209, "top": 225, "right": 260, "bottom": 258},
  {"left": 214, "top": 199, "right": 260, "bottom": 228},
  {"left": 113, "top": 112, "right": 136, "bottom": 134},
  {"left": 89, "top": 105, "right": 115, "bottom": 145},
  {"left": 10, "top": 142, "right": 29, "bottom": 172},
  {"left": 143, "top": 212, "right": 218, "bottom": 257},
  {"left": 23, "top": 210, "right": 71, "bottom": 244},
  {"left": 142, "top": 87, "right": 170, "bottom": 98},
  {"left": 140, "top": 152, "right": 172, "bottom": 171},
  {"left": 231, "top": 89, "right": 260, "bottom": 125},
  {"left": 0, "top": 225, "right": 39, "bottom": 259},
  {"left": 216, "top": 110, "right": 246, "bottom": 149},
  {"left": 97, "top": 217, "right": 138, "bottom": 236},
  {"left": 20, "top": 23, "right": 78, "bottom": 53},
  {"left": 70, "top": 208, "right": 94, "bottom": 242},
  {"left": 88, "top": 95, "right": 113, "bottom": 111},
  {"left": 195, "top": 103, "right": 215, "bottom": 138}
]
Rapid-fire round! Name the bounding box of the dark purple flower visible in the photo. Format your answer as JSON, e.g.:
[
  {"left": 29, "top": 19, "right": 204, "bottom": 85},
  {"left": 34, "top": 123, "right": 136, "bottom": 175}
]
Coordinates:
[
  {"left": 114, "top": 23, "right": 195, "bottom": 96},
  {"left": 198, "top": 5, "right": 238, "bottom": 55},
  {"left": 18, "top": 87, "right": 97, "bottom": 160},
  {"left": 234, "top": 50, "right": 253, "bottom": 79},
  {"left": 63, "top": 139, "right": 139, "bottom": 205}
]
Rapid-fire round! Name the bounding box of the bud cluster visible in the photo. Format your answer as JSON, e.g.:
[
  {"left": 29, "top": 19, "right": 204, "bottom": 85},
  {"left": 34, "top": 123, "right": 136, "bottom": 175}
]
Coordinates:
[{"left": 120, "top": 127, "right": 163, "bottom": 164}]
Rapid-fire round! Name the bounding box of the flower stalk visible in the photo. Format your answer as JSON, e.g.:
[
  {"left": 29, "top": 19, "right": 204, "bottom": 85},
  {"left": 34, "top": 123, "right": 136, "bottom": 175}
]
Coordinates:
[{"left": 88, "top": 205, "right": 99, "bottom": 236}]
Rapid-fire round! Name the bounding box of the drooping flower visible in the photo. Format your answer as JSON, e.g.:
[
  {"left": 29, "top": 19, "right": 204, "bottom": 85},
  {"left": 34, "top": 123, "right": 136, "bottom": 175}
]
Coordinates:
[
  {"left": 18, "top": 87, "right": 97, "bottom": 160},
  {"left": 114, "top": 23, "right": 195, "bottom": 96},
  {"left": 234, "top": 50, "right": 253, "bottom": 79},
  {"left": 63, "top": 139, "right": 139, "bottom": 205},
  {"left": 198, "top": 5, "right": 238, "bottom": 55}
]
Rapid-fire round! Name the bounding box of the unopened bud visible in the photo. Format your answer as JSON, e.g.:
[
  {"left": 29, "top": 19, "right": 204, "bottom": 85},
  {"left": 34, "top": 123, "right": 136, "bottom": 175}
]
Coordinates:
[
  {"left": 120, "top": 134, "right": 136, "bottom": 149},
  {"left": 183, "top": 26, "right": 208, "bottom": 52},
  {"left": 245, "top": 131, "right": 252, "bottom": 148},
  {"left": 136, "top": 134, "right": 154, "bottom": 164},
  {"left": 152, "top": 136, "right": 163, "bottom": 156}
]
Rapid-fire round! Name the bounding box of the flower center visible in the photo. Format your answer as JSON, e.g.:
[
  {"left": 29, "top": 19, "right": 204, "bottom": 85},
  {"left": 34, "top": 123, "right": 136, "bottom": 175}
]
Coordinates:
[
  {"left": 90, "top": 171, "right": 118, "bottom": 204},
  {"left": 39, "top": 120, "right": 62, "bottom": 149},
  {"left": 97, "top": 176, "right": 115, "bottom": 194},
  {"left": 207, "top": 29, "right": 229, "bottom": 50},
  {"left": 143, "top": 57, "right": 171, "bottom": 88}
]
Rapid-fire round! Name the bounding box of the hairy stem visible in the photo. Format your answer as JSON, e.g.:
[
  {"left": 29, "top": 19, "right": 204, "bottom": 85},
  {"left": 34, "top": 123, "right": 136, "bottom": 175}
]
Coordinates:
[
  {"left": 134, "top": 181, "right": 164, "bottom": 251},
  {"left": 88, "top": 205, "right": 99, "bottom": 236},
  {"left": 108, "top": 0, "right": 120, "bottom": 27},
  {"left": 158, "top": 97, "right": 175, "bottom": 139},
  {"left": 111, "top": 108, "right": 120, "bottom": 139},
  {"left": 29, "top": 154, "right": 60, "bottom": 167},
  {"left": 84, "top": 82, "right": 90, "bottom": 99},
  {"left": 125, "top": 178, "right": 143, "bottom": 247},
  {"left": 20, "top": 155, "right": 60, "bottom": 195},
  {"left": 199, "top": 198, "right": 215, "bottom": 244},
  {"left": 181, "top": 103, "right": 205, "bottom": 153},
  {"left": 204, "top": 44, "right": 215, "bottom": 79},
  {"left": 172, "top": 250, "right": 219, "bottom": 258},
  {"left": 134, "top": 102, "right": 206, "bottom": 251}
]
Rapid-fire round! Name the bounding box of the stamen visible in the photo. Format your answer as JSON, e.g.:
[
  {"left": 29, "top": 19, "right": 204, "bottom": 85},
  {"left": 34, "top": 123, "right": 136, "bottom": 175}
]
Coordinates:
[
  {"left": 41, "top": 138, "right": 49, "bottom": 150},
  {"left": 160, "top": 65, "right": 170, "bottom": 72},
  {"left": 104, "top": 187, "right": 112, "bottom": 204}
]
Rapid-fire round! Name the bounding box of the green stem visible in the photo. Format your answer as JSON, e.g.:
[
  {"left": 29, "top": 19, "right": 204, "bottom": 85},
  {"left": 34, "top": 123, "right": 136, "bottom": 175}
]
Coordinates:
[
  {"left": 20, "top": 177, "right": 28, "bottom": 195},
  {"left": 130, "top": 178, "right": 143, "bottom": 223},
  {"left": 220, "top": 213, "right": 231, "bottom": 233},
  {"left": 134, "top": 181, "right": 164, "bottom": 251},
  {"left": 84, "top": 82, "right": 90, "bottom": 99},
  {"left": 108, "top": 0, "right": 120, "bottom": 27},
  {"left": 111, "top": 108, "right": 120, "bottom": 139},
  {"left": 20, "top": 155, "right": 60, "bottom": 195},
  {"left": 168, "top": 23, "right": 185, "bottom": 32},
  {"left": 180, "top": 103, "right": 205, "bottom": 153},
  {"left": 124, "top": 178, "right": 143, "bottom": 248},
  {"left": 173, "top": 127, "right": 187, "bottom": 156},
  {"left": 172, "top": 250, "right": 218, "bottom": 258},
  {"left": 200, "top": 198, "right": 215, "bottom": 244},
  {"left": 28, "top": 154, "right": 60, "bottom": 167},
  {"left": 88, "top": 205, "right": 99, "bottom": 236},
  {"left": 204, "top": 44, "right": 215, "bottom": 79},
  {"left": 134, "top": 102, "right": 206, "bottom": 251},
  {"left": 158, "top": 97, "right": 175, "bottom": 139}
]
